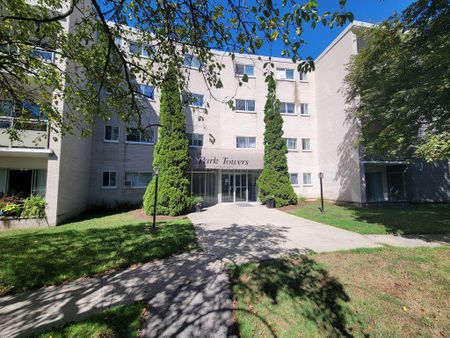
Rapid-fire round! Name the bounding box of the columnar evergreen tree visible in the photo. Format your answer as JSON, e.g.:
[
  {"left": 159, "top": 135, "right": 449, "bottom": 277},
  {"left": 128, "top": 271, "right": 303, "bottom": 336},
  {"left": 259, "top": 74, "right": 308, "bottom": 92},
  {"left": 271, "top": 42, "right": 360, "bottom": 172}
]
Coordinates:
[
  {"left": 143, "top": 64, "right": 193, "bottom": 216},
  {"left": 257, "top": 76, "right": 297, "bottom": 207}
]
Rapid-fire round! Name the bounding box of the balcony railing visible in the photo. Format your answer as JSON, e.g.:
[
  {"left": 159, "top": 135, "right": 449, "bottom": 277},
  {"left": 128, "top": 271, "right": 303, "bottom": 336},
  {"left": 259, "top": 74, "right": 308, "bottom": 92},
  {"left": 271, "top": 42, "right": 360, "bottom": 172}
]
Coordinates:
[{"left": 0, "top": 116, "right": 48, "bottom": 149}]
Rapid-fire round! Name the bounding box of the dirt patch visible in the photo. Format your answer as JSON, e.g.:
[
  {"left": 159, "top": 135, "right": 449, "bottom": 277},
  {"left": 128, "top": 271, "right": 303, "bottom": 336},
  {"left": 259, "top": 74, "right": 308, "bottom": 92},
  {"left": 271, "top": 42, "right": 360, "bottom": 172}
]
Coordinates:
[{"left": 130, "top": 209, "right": 188, "bottom": 221}]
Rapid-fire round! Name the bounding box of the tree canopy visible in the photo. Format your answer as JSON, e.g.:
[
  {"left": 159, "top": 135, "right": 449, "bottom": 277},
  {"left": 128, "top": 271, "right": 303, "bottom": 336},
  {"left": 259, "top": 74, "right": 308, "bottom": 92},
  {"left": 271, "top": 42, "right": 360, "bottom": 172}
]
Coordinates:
[
  {"left": 344, "top": 0, "right": 450, "bottom": 161},
  {"left": 0, "top": 0, "right": 353, "bottom": 139}
]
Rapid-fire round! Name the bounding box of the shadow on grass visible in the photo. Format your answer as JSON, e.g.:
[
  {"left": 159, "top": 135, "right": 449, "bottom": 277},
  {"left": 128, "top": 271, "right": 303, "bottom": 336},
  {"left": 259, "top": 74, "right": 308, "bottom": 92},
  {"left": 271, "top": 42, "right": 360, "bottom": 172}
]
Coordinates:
[
  {"left": 342, "top": 203, "right": 450, "bottom": 235},
  {"left": 33, "top": 301, "right": 145, "bottom": 338},
  {"left": 0, "top": 220, "right": 197, "bottom": 296},
  {"left": 230, "top": 256, "right": 367, "bottom": 337}
]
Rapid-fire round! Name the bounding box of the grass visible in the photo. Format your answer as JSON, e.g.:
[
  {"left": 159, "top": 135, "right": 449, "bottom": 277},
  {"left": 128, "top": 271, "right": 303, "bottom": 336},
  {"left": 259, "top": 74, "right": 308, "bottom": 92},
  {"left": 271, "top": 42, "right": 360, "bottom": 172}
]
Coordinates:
[
  {"left": 288, "top": 201, "right": 450, "bottom": 234},
  {"left": 33, "top": 302, "right": 146, "bottom": 338},
  {"left": 0, "top": 211, "right": 197, "bottom": 296},
  {"left": 230, "top": 246, "right": 450, "bottom": 338}
]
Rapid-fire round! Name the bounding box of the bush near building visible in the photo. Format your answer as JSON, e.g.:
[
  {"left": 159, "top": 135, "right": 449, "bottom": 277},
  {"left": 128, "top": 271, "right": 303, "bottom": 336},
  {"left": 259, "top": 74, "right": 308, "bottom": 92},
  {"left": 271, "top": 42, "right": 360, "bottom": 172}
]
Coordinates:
[
  {"left": 257, "top": 76, "right": 297, "bottom": 207},
  {"left": 143, "top": 65, "right": 193, "bottom": 216}
]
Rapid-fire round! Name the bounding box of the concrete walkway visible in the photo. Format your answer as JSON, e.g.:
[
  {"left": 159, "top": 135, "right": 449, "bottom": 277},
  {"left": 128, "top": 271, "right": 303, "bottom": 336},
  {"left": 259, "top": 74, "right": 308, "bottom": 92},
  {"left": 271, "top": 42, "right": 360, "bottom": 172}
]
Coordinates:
[
  {"left": 0, "top": 252, "right": 234, "bottom": 338},
  {"left": 190, "top": 203, "right": 440, "bottom": 264},
  {"left": 0, "top": 203, "right": 443, "bottom": 337}
]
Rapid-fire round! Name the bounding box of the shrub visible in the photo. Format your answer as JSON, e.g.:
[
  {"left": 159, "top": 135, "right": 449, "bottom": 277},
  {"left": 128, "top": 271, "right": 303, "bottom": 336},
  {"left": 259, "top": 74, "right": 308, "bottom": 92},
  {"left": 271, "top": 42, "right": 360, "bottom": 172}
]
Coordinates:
[
  {"left": 21, "top": 195, "right": 46, "bottom": 218},
  {"left": 143, "top": 64, "right": 193, "bottom": 216},
  {"left": 2, "top": 203, "right": 22, "bottom": 217},
  {"left": 257, "top": 76, "right": 297, "bottom": 207}
]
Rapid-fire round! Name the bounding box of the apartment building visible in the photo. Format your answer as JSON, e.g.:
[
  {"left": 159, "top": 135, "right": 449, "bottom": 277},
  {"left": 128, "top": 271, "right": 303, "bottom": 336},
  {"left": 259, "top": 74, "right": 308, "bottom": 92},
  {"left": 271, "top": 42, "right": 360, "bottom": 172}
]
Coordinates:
[{"left": 1, "top": 11, "right": 449, "bottom": 225}]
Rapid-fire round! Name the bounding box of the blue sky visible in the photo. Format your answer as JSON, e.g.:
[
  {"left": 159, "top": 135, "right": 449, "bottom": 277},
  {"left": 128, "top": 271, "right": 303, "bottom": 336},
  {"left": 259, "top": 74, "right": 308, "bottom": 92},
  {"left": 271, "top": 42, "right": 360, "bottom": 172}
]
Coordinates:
[{"left": 258, "top": 0, "right": 415, "bottom": 59}]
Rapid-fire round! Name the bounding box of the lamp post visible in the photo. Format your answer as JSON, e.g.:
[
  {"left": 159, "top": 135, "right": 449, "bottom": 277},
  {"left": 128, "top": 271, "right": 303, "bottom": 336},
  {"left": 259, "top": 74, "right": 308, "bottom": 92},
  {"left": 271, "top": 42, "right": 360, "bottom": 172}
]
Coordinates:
[
  {"left": 152, "top": 167, "right": 159, "bottom": 229},
  {"left": 318, "top": 172, "right": 324, "bottom": 213}
]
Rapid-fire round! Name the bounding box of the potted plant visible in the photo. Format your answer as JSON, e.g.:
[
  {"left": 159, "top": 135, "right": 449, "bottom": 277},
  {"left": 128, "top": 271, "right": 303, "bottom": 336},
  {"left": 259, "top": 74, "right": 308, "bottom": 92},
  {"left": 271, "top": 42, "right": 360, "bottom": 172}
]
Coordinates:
[
  {"left": 265, "top": 195, "right": 275, "bottom": 208},
  {"left": 194, "top": 197, "right": 203, "bottom": 212}
]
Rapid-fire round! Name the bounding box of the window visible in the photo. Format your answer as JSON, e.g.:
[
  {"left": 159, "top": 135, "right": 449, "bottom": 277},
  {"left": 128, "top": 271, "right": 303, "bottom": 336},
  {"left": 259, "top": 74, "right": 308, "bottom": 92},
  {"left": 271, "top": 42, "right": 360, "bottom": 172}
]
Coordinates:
[
  {"left": 183, "top": 93, "right": 204, "bottom": 107},
  {"left": 301, "top": 138, "right": 311, "bottom": 151},
  {"left": 187, "top": 133, "right": 204, "bottom": 147},
  {"left": 31, "top": 48, "right": 54, "bottom": 63},
  {"left": 114, "top": 36, "right": 122, "bottom": 47},
  {"left": 126, "top": 128, "right": 154, "bottom": 144},
  {"left": 280, "top": 102, "right": 295, "bottom": 114},
  {"left": 276, "top": 68, "right": 294, "bottom": 80},
  {"left": 137, "top": 84, "right": 155, "bottom": 100},
  {"left": 104, "top": 126, "right": 119, "bottom": 142},
  {"left": 129, "top": 42, "right": 152, "bottom": 57},
  {"left": 303, "top": 172, "right": 312, "bottom": 186},
  {"left": 236, "top": 136, "right": 256, "bottom": 149},
  {"left": 300, "top": 103, "right": 310, "bottom": 116},
  {"left": 235, "top": 64, "right": 255, "bottom": 77},
  {"left": 0, "top": 100, "right": 13, "bottom": 117},
  {"left": 285, "top": 138, "right": 297, "bottom": 150},
  {"left": 235, "top": 99, "right": 256, "bottom": 112},
  {"left": 124, "top": 172, "right": 152, "bottom": 188},
  {"left": 290, "top": 173, "right": 299, "bottom": 185},
  {"left": 183, "top": 54, "right": 202, "bottom": 69},
  {"left": 299, "top": 72, "right": 309, "bottom": 81},
  {"left": 102, "top": 171, "right": 117, "bottom": 188}
]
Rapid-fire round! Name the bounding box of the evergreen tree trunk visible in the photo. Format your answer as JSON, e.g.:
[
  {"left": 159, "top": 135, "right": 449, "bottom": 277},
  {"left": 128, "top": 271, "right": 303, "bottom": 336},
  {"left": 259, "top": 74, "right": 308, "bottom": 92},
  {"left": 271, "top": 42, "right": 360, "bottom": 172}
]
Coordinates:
[
  {"left": 143, "top": 65, "right": 193, "bottom": 216},
  {"left": 257, "top": 76, "right": 297, "bottom": 207}
]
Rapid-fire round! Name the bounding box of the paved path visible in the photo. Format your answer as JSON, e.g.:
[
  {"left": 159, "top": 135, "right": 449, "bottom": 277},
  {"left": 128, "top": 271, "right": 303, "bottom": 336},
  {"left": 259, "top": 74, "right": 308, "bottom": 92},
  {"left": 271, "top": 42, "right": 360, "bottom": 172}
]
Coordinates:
[
  {"left": 0, "top": 203, "right": 443, "bottom": 337},
  {"left": 0, "top": 252, "right": 234, "bottom": 338},
  {"left": 189, "top": 203, "right": 440, "bottom": 264}
]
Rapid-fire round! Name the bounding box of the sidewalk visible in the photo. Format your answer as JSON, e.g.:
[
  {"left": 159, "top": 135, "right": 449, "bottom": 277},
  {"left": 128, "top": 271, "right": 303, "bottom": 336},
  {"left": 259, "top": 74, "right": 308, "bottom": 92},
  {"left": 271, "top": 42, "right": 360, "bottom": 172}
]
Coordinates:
[
  {"left": 0, "top": 252, "right": 234, "bottom": 338},
  {"left": 0, "top": 203, "right": 443, "bottom": 337}
]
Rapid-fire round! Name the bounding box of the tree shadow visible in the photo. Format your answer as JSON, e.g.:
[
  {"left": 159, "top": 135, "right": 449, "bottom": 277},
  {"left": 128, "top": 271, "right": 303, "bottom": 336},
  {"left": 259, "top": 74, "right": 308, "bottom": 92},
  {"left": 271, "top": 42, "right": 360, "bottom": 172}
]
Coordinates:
[
  {"left": 339, "top": 203, "right": 450, "bottom": 235},
  {"left": 0, "top": 220, "right": 197, "bottom": 296},
  {"left": 195, "top": 222, "right": 308, "bottom": 265},
  {"left": 230, "top": 255, "right": 367, "bottom": 337}
]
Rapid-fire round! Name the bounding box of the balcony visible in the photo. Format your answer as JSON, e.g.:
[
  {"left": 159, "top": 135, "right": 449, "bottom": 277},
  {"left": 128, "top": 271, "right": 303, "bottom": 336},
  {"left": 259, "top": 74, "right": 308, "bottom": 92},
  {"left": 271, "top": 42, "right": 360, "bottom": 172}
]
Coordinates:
[{"left": 0, "top": 117, "right": 48, "bottom": 149}]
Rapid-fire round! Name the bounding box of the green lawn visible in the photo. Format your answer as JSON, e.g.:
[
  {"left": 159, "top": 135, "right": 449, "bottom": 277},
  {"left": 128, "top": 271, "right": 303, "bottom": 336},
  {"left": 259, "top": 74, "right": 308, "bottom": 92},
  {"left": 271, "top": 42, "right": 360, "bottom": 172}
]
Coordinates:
[
  {"left": 230, "top": 246, "right": 450, "bottom": 338},
  {"left": 0, "top": 211, "right": 197, "bottom": 296},
  {"left": 288, "top": 201, "right": 450, "bottom": 234},
  {"left": 33, "top": 302, "right": 146, "bottom": 338}
]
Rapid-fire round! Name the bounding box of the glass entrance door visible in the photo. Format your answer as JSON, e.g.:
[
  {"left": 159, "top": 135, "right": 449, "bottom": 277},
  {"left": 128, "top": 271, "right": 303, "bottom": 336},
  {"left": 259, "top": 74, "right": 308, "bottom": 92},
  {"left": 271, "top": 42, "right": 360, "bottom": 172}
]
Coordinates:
[
  {"left": 221, "top": 172, "right": 234, "bottom": 202},
  {"left": 235, "top": 172, "right": 247, "bottom": 202}
]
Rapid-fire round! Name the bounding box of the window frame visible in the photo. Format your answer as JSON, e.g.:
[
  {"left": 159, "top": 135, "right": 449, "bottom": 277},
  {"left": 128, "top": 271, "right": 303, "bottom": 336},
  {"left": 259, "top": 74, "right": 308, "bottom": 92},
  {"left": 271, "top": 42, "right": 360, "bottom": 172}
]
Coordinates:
[
  {"left": 235, "top": 99, "right": 256, "bottom": 113},
  {"left": 276, "top": 67, "right": 295, "bottom": 81},
  {"left": 104, "top": 125, "right": 119, "bottom": 143},
  {"left": 280, "top": 102, "right": 296, "bottom": 115},
  {"left": 289, "top": 173, "right": 299, "bottom": 186},
  {"left": 300, "top": 103, "right": 310, "bottom": 116},
  {"left": 129, "top": 41, "right": 152, "bottom": 58},
  {"left": 137, "top": 84, "right": 155, "bottom": 100},
  {"left": 126, "top": 127, "right": 155, "bottom": 145},
  {"left": 303, "top": 172, "right": 312, "bottom": 186},
  {"left": 299, "top": 72, "right": 309, "bottom": 81},
  {"left": 187, "top": 133, "right": 204, "bottom": 147},
  {"left": 183, "top": 54, "right": 202, "bottom": 69},
  {"left": 102, "top": 171, "right": 117, "bottom": 188},
  {"left": 124, "top": 171, "right": 153, "bottom": 188},
  {"left": 235, "top": 64, "right": 255, "bottom": 77},
  {"left": 284, "top": 138, "right": 298, "bottom": 151},
  {"left": 301, "top": 138, "right": 311, "bottom": 152},
  {"left": 236, "top": 136, "right": 257, "bottom": 149}
]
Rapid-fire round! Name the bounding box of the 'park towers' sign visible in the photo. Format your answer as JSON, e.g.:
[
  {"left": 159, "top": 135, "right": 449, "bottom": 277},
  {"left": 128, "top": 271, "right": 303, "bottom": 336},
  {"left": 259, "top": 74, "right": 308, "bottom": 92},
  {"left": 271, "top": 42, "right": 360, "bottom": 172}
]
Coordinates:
[{"left": 189, "top": 148, "right": 263, "bottom": 170}]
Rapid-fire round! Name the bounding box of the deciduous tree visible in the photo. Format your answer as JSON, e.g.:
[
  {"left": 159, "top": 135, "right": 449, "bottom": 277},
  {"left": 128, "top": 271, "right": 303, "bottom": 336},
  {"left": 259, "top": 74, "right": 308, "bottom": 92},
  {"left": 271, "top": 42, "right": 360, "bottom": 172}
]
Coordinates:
[{"left": 345, "top": 0, "right": 450, "bottom": 161}]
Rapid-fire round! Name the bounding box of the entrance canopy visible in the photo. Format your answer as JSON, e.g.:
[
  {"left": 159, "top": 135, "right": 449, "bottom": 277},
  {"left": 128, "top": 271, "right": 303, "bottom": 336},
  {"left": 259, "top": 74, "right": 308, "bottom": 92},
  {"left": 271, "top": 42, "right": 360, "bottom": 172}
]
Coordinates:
[{"left": 189, "top": 148, "right": 263, "bottom": 170}]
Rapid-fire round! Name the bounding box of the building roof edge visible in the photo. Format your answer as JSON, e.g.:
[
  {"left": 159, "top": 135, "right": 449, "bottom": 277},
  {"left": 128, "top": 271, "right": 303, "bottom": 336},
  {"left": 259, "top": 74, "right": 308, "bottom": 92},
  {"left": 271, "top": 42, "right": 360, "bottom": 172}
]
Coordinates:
[{"left": 315, "top": 20, "right": 375, "bottom": 64}]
